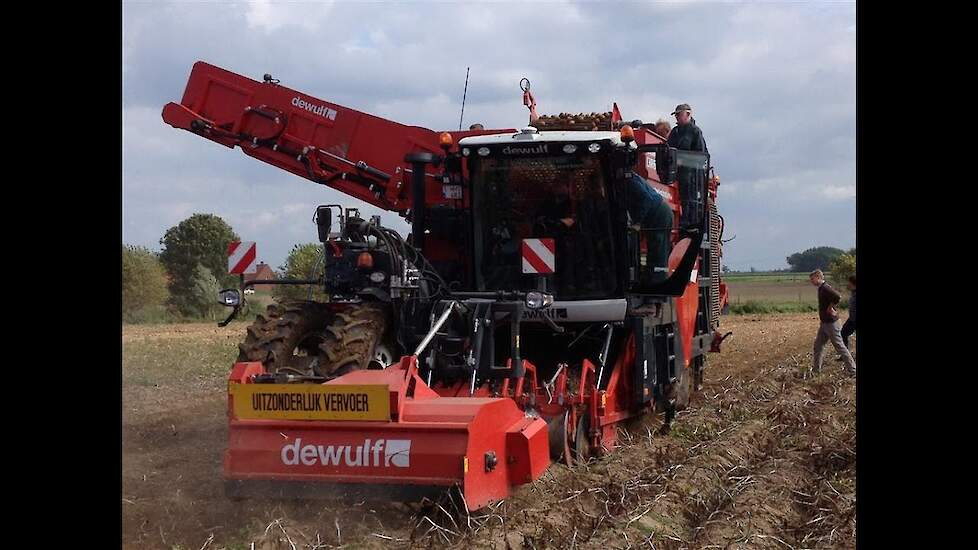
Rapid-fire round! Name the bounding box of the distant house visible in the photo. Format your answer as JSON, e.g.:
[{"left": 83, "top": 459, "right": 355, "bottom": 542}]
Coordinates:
[{"left": 243, "top": 262, "right": 277, "bottom": 292}]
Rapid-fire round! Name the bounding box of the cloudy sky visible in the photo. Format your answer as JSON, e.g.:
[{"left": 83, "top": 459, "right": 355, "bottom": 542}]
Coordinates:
[{"left": 123, "top": 0, "right": 855, "bottom": 272}]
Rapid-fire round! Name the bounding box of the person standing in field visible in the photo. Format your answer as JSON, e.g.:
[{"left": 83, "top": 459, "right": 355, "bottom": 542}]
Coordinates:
[
  {"left": 838, "top": 275, "right": 856, "bottom": 359},
  {"left": 809, "top": 269, "right": 856, "bottom": 375}
]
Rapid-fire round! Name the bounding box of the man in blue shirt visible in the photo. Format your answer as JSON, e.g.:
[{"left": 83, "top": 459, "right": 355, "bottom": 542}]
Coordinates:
[{"left": 624, "top": 173, "right": 673, "bottom": 284}]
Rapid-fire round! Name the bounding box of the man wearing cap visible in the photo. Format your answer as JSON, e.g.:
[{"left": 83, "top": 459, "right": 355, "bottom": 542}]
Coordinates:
[
  {"left": 667, "top": 103, "right": 708, "bottom": 228},
  {"left": 666, "top": 104, "right": 708, "bottom": 153}
]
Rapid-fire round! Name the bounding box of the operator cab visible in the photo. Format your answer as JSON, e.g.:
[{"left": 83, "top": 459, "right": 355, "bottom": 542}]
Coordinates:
[
  {"left": 459, "top": 126, "right": 684, "bottom": 300},
  {"left": 461, "top": 129, "right": 634, "bottom": 300}
]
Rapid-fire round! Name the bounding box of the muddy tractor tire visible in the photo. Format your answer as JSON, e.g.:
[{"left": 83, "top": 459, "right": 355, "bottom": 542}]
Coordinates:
[
  {"left": 236, "top": 301, "right": 335, "bottom": 375},
  {"left": 318, "top": 303, "right": 391, "bottom": 377}
]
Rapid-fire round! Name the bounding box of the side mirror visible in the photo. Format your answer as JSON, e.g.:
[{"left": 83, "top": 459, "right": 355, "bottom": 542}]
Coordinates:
[
  {"left": 315, "top": 206, "right": 332, "bottom": 243},
  {"left": 655, "top": 144, "right": 677, "bottom": 184},
  {"left": 218, "top": 288, "right": 241, "bottom": 307}
]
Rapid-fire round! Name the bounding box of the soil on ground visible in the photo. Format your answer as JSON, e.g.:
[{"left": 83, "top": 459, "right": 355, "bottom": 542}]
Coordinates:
[{"left": 122, "top": 313, "right": 855, "bottom": 549}]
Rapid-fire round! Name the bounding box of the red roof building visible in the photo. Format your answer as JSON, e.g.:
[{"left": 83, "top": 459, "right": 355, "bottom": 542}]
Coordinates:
[{"left": 243, "top": 262, "right": 277, "bottom": 292}]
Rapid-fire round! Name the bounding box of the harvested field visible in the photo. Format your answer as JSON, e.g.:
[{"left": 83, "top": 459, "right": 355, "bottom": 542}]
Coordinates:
[
  {"left": 122, "top": 313, "right": 855, "bottom": 549},
  {"left": 726, "top": 280, "right": 815, "bottom": 306}
]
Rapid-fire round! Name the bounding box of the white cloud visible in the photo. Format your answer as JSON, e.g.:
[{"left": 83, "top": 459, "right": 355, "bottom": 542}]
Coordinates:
[
  {"left": 162, "top": 202, "right": 195, "bottom": 222},
  {"left": 821, "top": 185, "right": 856, "bottom": 200},
  {"left": 244, "top": 0, "right": 333, "bottom": 32},
  {"left": 122, "top": 106, "right": 187, "bottom": 163}
]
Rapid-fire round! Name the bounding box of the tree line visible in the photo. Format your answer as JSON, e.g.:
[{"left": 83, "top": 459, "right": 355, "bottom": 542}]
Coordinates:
[
  {"left": 786, "top": 246, "right": 856, "bottom": 285},
  {"left": 721, "top": 245, "right": 856, "bottom": 286},
  {"left": 123, "top": 213, "right": 332, "bottom": 323},
  {"left": 125, "top": 214, "right": 857, "bottom": 322}
]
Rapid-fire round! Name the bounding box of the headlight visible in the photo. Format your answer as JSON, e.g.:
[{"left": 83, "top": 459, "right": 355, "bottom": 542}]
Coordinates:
[
  {"left": 369, "top": 271, "right": 386, "bottom": 283},
  {"left": 562, "top": 144, "right": 577, "bottom": 154},
  {"left": 525, "top": 291, "right": 554, "bottom": 310},
  {"left": 462, "top": 147, "right": 470, "bottom": 157},
  {"left": 588, "top": 143, "right": 601, "bottom": 153},
  {"left": 477, "top": 147, "right": 490, "bottom": 157}
]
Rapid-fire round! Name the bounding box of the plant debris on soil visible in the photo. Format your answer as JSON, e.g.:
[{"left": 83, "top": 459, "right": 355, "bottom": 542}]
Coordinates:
[{"left": 122, "top": 313, "right": 855, "bottom": 549}]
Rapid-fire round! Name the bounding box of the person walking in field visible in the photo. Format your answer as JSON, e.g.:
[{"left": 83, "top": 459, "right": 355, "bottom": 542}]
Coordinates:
[
  {"left": 809, "top": 269, "right": 856, "bottom": 375},
  {"left": 837, "top": 275, "right": 856, "bottom": 360}
]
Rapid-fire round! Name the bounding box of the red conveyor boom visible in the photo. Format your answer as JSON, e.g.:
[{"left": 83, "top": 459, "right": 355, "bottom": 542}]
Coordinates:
[{"left": 162, "top": 61, "right": 447, "bottom": 213}]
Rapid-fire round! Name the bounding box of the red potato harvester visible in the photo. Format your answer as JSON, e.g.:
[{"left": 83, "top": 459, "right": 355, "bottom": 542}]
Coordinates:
[{"left": 163, "top": 62, "right": 730, "bottom": 510}]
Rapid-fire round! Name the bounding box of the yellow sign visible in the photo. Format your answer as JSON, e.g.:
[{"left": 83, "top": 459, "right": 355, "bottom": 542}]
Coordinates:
[{"left": 230, "top": 383, "right": 390, "bottom": 421}]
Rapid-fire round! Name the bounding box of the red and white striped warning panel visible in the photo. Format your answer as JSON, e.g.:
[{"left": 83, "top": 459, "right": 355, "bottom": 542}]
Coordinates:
[
  {"left": 228, "top": 241, "right": 258, "bottom": 274},
  {"left": 521, "top": 238, "right": 556, "bottom": 274}
]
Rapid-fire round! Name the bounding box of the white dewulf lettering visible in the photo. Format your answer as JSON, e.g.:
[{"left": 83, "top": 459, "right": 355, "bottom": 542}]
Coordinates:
[
  {"left": 300, "top": 445, "right": 317, "bottom": 466},
  {"left": 344, "top": 445, "right": 364, "bottom": 467},
  {"left": 281, "top": 438, "right": 411, "bottom": 468},
  {"left": 282, "top": 438, "right": 300, "bottom": 465},
  {"left": 317, "top": 444, "right": 343, "bottom": 465},
  {"left": 291, "top": 96, "right": 337, "bottom": 121}
]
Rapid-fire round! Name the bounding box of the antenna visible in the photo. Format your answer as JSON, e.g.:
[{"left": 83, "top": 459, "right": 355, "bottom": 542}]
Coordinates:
[{"left": 458, "top": 67, "right": 470, "bottom": 131}]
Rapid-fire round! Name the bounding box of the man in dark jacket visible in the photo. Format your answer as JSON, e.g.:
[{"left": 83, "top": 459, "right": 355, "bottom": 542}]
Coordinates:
[
  {"left": 839, "top": 275, "right": 856, "bottom": 355},
  {"left": 667, "top": 104, "right": 708, "bottom": 228},
  {"left": 810, "top": 269, "right": 856, "bottom": 374},
  {"left": 667, "top": 104, "right": 708, "bottom": 153}
]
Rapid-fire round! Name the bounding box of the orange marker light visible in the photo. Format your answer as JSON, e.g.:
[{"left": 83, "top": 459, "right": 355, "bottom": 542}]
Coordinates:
[
  {"left": 357, "top": 251, "right": 374, "bottom": 269},
  {"left": 439, "top": 132, "right": 454, "bottom": 150},
  {"left": 620, "top": 125, "right": 635, "bottom": 143}
]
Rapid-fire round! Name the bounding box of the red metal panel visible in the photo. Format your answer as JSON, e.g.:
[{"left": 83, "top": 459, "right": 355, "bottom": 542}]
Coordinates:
[
  {"left": 505, "top": 417, "right": 550, "bottom": 486},
  {"left": 163, "top": 61, "right": 444, "bottom": 212},
  {"left": 226, "top": 421, "right": 468, "bottom": 487},
  {"left": 225, "top": 359, "right": 551, "bottom": 510},
  {"left": 668, "top": 241, "right": 700, "bottom": 368}
]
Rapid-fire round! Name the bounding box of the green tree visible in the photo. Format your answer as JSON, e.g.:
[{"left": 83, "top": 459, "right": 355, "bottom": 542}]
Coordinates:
[
  {"left": 188, "top": 263, "right": 220, "bottom": 319},
  {"left": 273, "top": 243, "right": 328, "bottom": 303},
  {"left": 159, "top": 214, "right": 239, "bottom": 315},
  {"left": 829, "top": 253, "right": 856, "bottom": 286},
  {"left": 785, "top": 246, "right": 845, "bottom": 273},
  {"left": 122, "top": 244, "right": 169, "bottom": 321}
]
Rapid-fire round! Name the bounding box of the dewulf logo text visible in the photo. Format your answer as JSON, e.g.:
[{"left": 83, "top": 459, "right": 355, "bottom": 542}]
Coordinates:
[
  {"left": 291, "top": 97, "right": 338, "bottom": 121},
  {"left": 281, "top": 438, "right": 411, "bottom": 468},
  {"left": 501, "top": 144, "right": 548, "bottom": 155}
]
